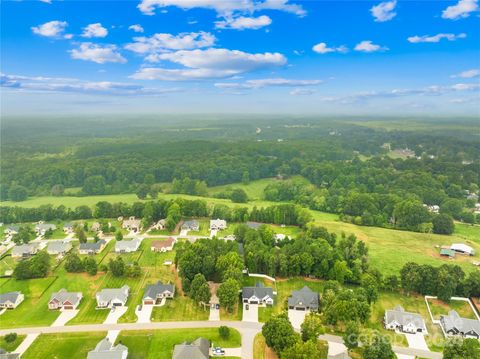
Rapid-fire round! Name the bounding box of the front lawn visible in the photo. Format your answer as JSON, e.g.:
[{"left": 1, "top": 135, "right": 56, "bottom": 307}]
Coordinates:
[
  {"left": 22, "top": 332, "right": 107, "bottom": 359},
  {"left": 116, "top": 327, "right": 241, "bottom": 359},
  {"left": 150, "top": 296, "right": 209, "bottom": 322},
  {"left": 0, "top": 334, "right": 26, "bottom": 352}
]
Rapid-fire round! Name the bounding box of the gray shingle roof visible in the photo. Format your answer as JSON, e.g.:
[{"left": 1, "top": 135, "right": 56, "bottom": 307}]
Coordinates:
[
  {"left": 181, "top": 220, "right": 199, "bottom": 230},
  {"left": 440, "top": 310, "right": 480, "bottom": 336},
  {"left": 96, "top": 285, "right": 130, "bottom": 304},
  {"left": 172, "top": 337, "right": 210, "bottom": 359},
  {"left": 385, "top": 305, "right": 426, "bottom": 329},
  {"left": 288, "top": 286, "right": 319, "bottom": 310},
  {"left": 87, "top": 338, "right": 128, "bottom": 359},
  {"left": 47, "top": 241, "right": 72, "bottom": 253},
  {"left": 242, "top": 283, "right": 274, "bottom": 301},
  {"left": 246, "top": 222, "right": 262, "bottom": 229},
  {"left": 115, "top": 238, "right": 141, "bottom": 252},
  {"left": 35, "top": 223, "right": 57, "bottom": 231},
  {"left": 79, "top": 240, "right": 106, "bottom": 252},
  {"left": 49, "top": 289, "right": 82, "bottom": 306},
  {"left": 0, "top": 348, "right": 20, "bottom": 359},
  {"left": 0, "top": 292, "right": 22, "bottom": 305},
  {"left": 143, "top": 282, "right": 174, "bottom": 300},
  {"left": 11, "top": 244, "right": 37, "bottom": 256}
]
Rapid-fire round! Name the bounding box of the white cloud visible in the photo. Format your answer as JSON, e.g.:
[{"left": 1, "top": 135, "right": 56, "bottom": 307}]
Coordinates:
[
  {"left": 125, "top": 32, "right": 215, "bottom": 56},
  {"left": 215, "top": 78, "right": 322, "bottom": 89},
  {"left": 451, "top": 69, "right": 480, "bottom": 78},
  {"left": 70, "top": 43, "right": 126, "bottom": 64},
  {"left": 215, "top": 15, "right": 272, "bottom": 30},
  {"left": 354, "top": 40, "right": 388, "bottom": 52},
  {"left": 1, "top": 73, "right": 179, "bottom": 96},
  {"left": 131, "top": 48, "right": 286, "bottom": 80},
  {"left": 31, "top": 20, "right": 69, "bottom": 38},
  {"left": 407, "top": 33, "right": 466, "bottom": 43},
  {"left": 442, "top": 0, "right": 478, "bottom": 20},
  {"left": 138, "top": 0, "right": 305, "bottom": 17},
  {"left": 39, "top": 0, "right": 52, "bottom": 3},
  {"left": 129, "top": 24, "right": 145, "bottom": 33},
  {"left": 370, "top": 1, "right": 397, "bottom": 22},
  {"left": 81, "top": 23, "right": 108, "bottom": 38},
  {"left": 290, "top": 88, "right": 315, "bottom": 96},
  {"left": 451, "top": 83, "right": 479, "bottom": 91},
  {"left": 312, "top": 42, "right": 348, "bottom": 54}
]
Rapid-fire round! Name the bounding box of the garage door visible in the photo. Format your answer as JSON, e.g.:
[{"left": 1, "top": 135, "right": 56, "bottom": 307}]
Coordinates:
[
  {"left": 113, "top": 303, "right": 122, "bottom": 307},
  {"left": 250, "top": 301, "right": 259, "bottom": 304},
  {"left": 64, "top": 305, "right": 73, "bottom": 310},
  {"left": 144, "top": 300, "right": 154, "bottom": 305}
]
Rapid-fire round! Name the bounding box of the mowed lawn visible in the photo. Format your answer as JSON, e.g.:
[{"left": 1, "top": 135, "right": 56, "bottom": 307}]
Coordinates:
[
  {"left": 0, "top": 334, "right": 26, "bottom": 352},
  {"left": 22, "top": 332, "right": 107, "bottom": 359},
  {"left": 427, "top": 297, "right": 478, "bottom": 320},
  {"left": 115, "top": 327, "right": 241, "bottom": 359}
]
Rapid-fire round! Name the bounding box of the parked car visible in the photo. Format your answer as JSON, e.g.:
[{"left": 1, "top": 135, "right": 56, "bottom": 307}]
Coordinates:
[
  {"left": 246, "top": 304, "right": 249, "bottom": 310},
  {"left": 215, "top": 304, "right": 220, "bottom": 310},
  {"left": 212, "top": 347, "right": 225, "bottom": 356}
]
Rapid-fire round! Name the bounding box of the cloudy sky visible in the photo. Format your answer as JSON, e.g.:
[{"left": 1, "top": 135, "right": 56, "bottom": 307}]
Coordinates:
[{"left": 1, "top": 0, "right": 479, "bottom": 116}]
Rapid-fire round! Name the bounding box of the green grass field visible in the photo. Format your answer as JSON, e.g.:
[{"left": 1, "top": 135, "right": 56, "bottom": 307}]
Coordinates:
[
  {"left": 426, "top": 297, "right": 478, "bottom": 320},
  {"left": 22, "top": 332, "right": 107, "bottom": 359},
  {"left": 0, "top": 334, "right": 26, "bottom": 352},
  {"left": 116, "top": 327, "right": 241, "bottom": 359}
]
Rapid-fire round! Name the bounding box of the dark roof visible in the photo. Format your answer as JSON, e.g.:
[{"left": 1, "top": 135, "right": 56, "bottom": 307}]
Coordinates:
[
  {"left": 440, "top": 310, "right": 480, "bottom": 335},
  {"left": 242, "top": 282, "right": 274, "bottom": 300},
  {"left": 143, "top": 281, "right": 175, "bottom": 300},
  {"left": 288, "top": 286, "right": 319, "bottom": 309},
  {"left": 0, "top": 292, "right": 22, "bottom": 305},
  {"left": 79, "top": 239, "right": 106, "bottom": 251},
  {"left": 172, "top": 338, "right": 210, "bottom": 359}
]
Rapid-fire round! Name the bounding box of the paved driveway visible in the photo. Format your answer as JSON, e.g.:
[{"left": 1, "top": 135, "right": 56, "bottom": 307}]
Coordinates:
[
  {"left": 136, "top": 304, "right": 154, "bottom": 323},
  {"left": 405, "top": 332, "right": 429, "bottom": 351},
  {"left": 242, "top": 303, "right": 258, "bottom": 323},
  {"left": 51, "top": 309, "right": 79, "bottom": 327},
  {"left": 12, "top": 333, "right": 39, "bottom": 356},
  {"left": 209, "top": 306, "right": 220, "bottom": 321},
  {"left": 288, "top": 309, "right": 307, "bottom": 330},
  {"left": 104, "top": 306, "right": 128, "bottom": 324}
]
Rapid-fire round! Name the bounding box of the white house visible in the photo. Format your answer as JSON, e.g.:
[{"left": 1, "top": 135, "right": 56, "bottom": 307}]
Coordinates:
[
  {"left": 451, "top": 243, "right": 475, "bottom": 256},
  {"left": 152, "top": 219, "right": 166, "bottom": 230},
  {"left": 35, "top": 223, "right": 57, "bottom": 236},
  {"left": 122, "top": 216, "right": 141, "bottom": 232},
  {"left": 242, "top": 283, "right": 275, "bottom": 305},
  {"left": 115, "top": 238, "right": 142, "bottom": 253},
  {"left": 150, "top": 237, "right": 175, "bottom": 252},
  {"left": 96, "top": 285, "right": 130, "bottom": 308},
  {"left": 210, "top": 219, "right": 227, "bottom": 231},
  {"left": 0, "top": 292, "right": 24, "bottom": 309},
  {"left": 384, "top": 305, "right": 427, "bottom": 334},
  {"left": 48, "top": 289, "right": 82, "bottom": 310}
]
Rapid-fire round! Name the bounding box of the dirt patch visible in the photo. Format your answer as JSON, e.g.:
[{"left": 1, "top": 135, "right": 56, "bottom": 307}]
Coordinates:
[
  {"left": 173, "top": 265, "right": 184, "bottom": 296},
  {"left": 265, "top": 346, "right": 279, "bottom": 359}
]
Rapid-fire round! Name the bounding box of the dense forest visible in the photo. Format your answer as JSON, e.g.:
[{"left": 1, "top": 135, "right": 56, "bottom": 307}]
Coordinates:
[{"left": 1, "top": 116, "right": 479, "bottom": 232}]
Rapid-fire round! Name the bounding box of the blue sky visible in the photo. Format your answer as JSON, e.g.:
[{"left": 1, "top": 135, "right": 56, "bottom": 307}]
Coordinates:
[{"left": 1, "top": 0, "right": 479, "bottom": 116}]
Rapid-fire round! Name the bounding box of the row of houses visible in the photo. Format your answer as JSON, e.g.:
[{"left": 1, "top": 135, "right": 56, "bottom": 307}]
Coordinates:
[{"left": 0, "top": 280, "right": 175, "bottom": 311}]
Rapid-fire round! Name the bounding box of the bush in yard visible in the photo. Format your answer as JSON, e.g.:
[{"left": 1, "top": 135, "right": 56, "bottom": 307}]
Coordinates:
[
  {"left": 65, "top": 253, "right": 84, "bottom": 273},
  {"left": 218, "top": 326, "right": 230, "bottom": 339},
  {"left": 115, "top": 230, "right": 123, "bottom": 241},
  {"left": 432, "top": 213, "right": 455, "bottom": 235},
  {"left": 109, "top": 257, "right": 125, "bottom": 277},
  {"left": 300, "top": 312, "right": 324, "bottom": 342},
  {"left": 217, "top": 278, "right": 239, "bottom": 312},
  {"left": 262, "top": 313, "right": 298, "bottom": 355},
  {"left": 4, "top": 333, "right": 17, "bottom": 343},
  {"left": 83, "top": 257, "right": 98, "bottom": 276}
]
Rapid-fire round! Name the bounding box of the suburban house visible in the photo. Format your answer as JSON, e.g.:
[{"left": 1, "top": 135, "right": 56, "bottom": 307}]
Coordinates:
[
  {"left": 79, "top": 240, "right": 106, "bottom": 255},
  {"left": 4, "top": 226, "right": 19, "bottom": 236},
  {"left": 425, "top": 204, "right": 440, "bottom": 213},
  {"left": 11, "top": 244, "right": 38, "bottom": 259},
  {"left": 384, "top": 305, "right": 427, "bottom": 334},
  {"left": 450, "top": 243, "right": 475, "bottom": 256},
  {"left": 91, "top": 222, "right": 101, "bottom": 232},
  {"left": 210, "top": 219, "right": 227, "bottom": 230},
  {"left": 96, "top": 285, "right": 130, "bottom": 308},
  {"left": 142, "top": 281, "right": 175, "bottom": 305},
  {"left": 181, "top": 220, "right": 199, "bottom": 231},
  {"left": 87, "top": 338, "right": 128, "bottom": 359},
  {"left": 0, "top": 292, "right": 24, "bottom": 309},
  {"left": 0, "top": 348, "right": 20, "bottom": 359},
  {"left": 152, "top": 219, "right": 166, "bottom": 230},
  {"left": 172, "top": 338, "right": 210, "bottom": 359},
  {"left": 122, "top": 216, "right": 141, "bottom": 232},
  {"left": 222, "top": 234, "right": 236, "bottom": 241},
  {"left": 35, "top": 223, "right": 57, "bottom": 236},
  {"left": 246, "top": 222, "right": 262, "bottom": 230},
  {"left": 48, "top": 289, "right": 82, "bottom": 310},
  {"left": 47, "top": 241, "right": 72, "bottom": 256},
  {"left": 288, "top": 286, "right": 320, "bottom": 311},
  {"left": 115, "top": 238, "right": 142, "bottom": 253},
  {"left": 63, "top": 223, "right": 74, "bottom": 234},
  {"left": 242, "top": 283, "right": 276, "bottom": 305},
  {"left": 150, "top": 237, "right": 175, "bottom": 252},
  {"left": 440, "top": 310, "right": 480, "bottom": 339}
]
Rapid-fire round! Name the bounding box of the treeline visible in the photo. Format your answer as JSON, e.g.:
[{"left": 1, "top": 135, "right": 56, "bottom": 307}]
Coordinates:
[
  {"left": 236, "top": 224, "right": 368, "bottom": 284},
  {"left": 400, "top": 262, "right": 480, "bottom": 301},
  {"left": 0, "top": 199, "right": 312, "bottom": 230}
]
